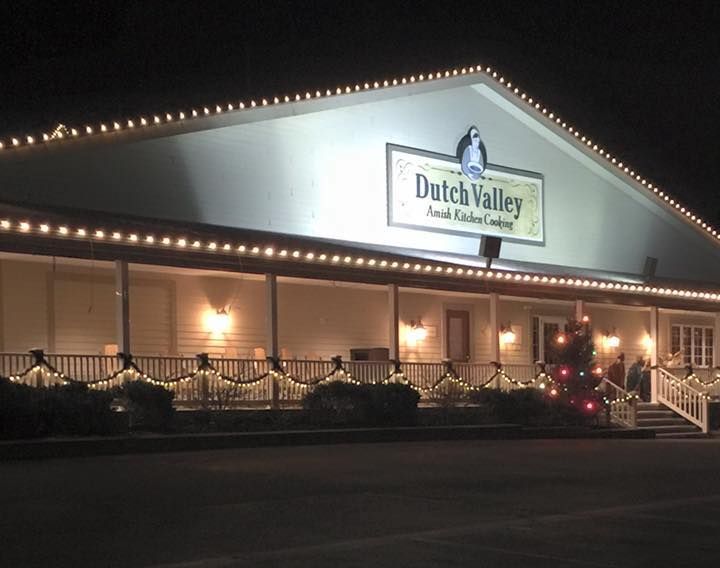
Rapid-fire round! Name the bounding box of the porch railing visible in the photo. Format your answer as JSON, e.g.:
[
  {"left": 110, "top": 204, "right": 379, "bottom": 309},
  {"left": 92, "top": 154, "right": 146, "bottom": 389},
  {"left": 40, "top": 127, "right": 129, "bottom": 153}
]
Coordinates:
[
  {"left": 599, "top": 378, "right": 637, "bottom": 428},
  {"left": 657, "top": 367, "right": 709, "bottom": 434},
  {"left": 0, "top": 351, "right": 556, "bottom": 410},
  {"left": 665, "top": 365, "right": 720, "bottom": 400}
]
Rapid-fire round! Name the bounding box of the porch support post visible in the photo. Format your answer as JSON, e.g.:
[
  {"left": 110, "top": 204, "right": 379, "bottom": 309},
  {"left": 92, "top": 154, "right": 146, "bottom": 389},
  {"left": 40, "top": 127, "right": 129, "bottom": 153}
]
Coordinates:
[
  {"left": 650, "top": 306, "right": 659, "bottom": 403},
  {"left": 575, "top": 299, "right": 585, "bottom": 322},
  {"left": 114, "top": 260, "right": 131, "bottom": 355},
  {"left": 265, "top": 273, "right": 279, "bottom": 409},
  {"left": 489, "top": 293, "right": 501, "bottom": 387},
  {"left": 714, "top": 313, "right": 720, "bottom": 368},
  {"left": 388, "top": 284, "right": 400, "bottom": 362}
]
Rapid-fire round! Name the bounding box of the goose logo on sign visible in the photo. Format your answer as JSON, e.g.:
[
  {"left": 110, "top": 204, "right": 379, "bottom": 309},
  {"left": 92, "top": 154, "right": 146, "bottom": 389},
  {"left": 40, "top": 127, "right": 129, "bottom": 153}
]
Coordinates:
[{"left": 456, "top": 126, "right": 487, "bottom": 181}]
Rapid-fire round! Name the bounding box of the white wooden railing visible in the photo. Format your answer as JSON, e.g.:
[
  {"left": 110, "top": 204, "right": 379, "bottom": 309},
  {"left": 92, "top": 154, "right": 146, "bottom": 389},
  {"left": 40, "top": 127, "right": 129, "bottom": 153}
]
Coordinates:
[
  {"left": 657, "top": 367, "right": 709, "bottom": 434},
  {"left": 0, "top": 352, "right": 572, "bottom": 410},
  {"left": 599, "top": 378, "right": 637, "bottom": 428},
  {"left": 666, "top": 366, "right": 720, "bottom": 399}
]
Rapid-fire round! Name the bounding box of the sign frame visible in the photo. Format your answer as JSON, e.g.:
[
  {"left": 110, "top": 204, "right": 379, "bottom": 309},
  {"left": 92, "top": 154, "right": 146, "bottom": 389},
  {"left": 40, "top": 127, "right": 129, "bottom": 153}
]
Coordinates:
[{"left": 386, "top": 142, "right": 545, "bottom": 245}]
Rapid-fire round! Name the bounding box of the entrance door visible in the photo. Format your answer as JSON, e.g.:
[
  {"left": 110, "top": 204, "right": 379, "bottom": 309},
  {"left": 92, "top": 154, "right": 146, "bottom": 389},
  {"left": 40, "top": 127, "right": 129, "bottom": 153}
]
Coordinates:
[
  {"left": 535, "top": 316, "right": 566, "bottom": 363},
  {"left": 446, "top": 309, "right": 470, "bottom": 361}
]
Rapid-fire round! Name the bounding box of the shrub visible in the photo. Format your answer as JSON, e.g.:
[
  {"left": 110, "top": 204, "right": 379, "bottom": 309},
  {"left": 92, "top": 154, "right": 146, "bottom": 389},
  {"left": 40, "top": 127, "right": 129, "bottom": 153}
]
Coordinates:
[
  {"left": 0, "top": 378, "right": 42, "bottom": 438},
  {"left": 0, "top": 378, "right": 116, "bottom": 438},
  {"left": 302, "top": 381, "right": 419, "bottom": 427},
  {"left": 469, "top": 388, "right": 588, "bottom": 426},
  {"left": 114, "top": 381, "right": 175, "bottom": 432},
  {"left": 365, "top": 383, "right": 420, "bottom": 426},
  {"left": 302, "top": 381, "right": 372, "bottom": 426},
  {"left": 38, "top": 383, "right": 115, "bottom": 436}
]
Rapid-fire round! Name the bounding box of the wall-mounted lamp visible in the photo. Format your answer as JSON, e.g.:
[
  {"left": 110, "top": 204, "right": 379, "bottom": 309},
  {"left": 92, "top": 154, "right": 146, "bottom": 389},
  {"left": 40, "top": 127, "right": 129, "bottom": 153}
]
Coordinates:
[
  {"left": 603, "top": 328, "right": 621, "bottom": 349},
  {"left": 207, "top": 308, "right": 231, "bottom": 335},
  {"left": 499, "top": 323, "right": 517, "bottom": 345},
  {"left": 409, "top": 319, "right": 427, "bottom": 342},
  {"left": 642, "top": 334, "right": 653, "bottom": 352}
]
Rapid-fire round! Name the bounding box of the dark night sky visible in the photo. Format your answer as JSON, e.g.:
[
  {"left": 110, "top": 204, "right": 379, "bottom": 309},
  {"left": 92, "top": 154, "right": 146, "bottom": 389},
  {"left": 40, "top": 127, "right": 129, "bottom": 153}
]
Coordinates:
[{"left": 1, "top": 1, "right": 719, "bottom": 220}]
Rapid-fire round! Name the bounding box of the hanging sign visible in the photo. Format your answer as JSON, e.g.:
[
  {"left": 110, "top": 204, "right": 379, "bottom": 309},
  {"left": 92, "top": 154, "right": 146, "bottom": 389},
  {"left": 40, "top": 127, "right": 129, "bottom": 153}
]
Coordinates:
[{"left": 387, "top": 128, "right": 544, "bottom": 243}]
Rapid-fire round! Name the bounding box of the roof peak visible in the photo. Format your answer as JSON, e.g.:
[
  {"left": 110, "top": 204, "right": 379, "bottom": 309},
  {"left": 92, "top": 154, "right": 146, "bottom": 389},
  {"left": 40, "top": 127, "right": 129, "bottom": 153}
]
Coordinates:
[{"left": 1, "top": 61, "right": 718, "bottom": 249}]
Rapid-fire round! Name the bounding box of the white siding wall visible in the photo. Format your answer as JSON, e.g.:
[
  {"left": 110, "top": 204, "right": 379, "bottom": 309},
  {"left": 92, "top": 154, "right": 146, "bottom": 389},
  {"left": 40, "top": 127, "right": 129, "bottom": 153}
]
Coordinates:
[
  {"left": 52, "top": 276, "right": 116, "bottom": 353},
  {"left": 174, "top": 276, "right": 265, "bottom": 358},
  {"left": 494, "top": 300, "right": 531, "bottom": 365},
  {"left": 399, "top": 291, "right": 445, "bottom": 362},
  {"left": 399, "top": 291, "right": 493, "bottom": 363},
  {"left": 1, "top": 260, "right": 49, "bottom": 352},
  {"left": 587, "top": 306, "right": 650, "bottom": 368},
  {"left": 278, "top": 282, "right": 388, "bottom": 360}
]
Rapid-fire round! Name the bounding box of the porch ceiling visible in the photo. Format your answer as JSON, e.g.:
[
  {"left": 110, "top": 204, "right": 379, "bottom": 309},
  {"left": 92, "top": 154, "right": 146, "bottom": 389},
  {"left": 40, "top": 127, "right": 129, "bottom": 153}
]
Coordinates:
[{"left": 1, "top": 200, "right": 719, "bottom": 313}]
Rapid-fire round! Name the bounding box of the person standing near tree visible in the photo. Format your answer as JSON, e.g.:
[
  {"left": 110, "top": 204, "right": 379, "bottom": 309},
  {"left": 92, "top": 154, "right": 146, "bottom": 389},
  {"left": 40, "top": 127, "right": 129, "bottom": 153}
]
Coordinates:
[
  {"left": 640, "top": 360, "right": 652, "bottom": 402},
  {"left": 608, "top": 353, "right": 625, "bottom": 388},
  {"left": 604, "top": 353, "right": 626, "bottom": 400},
  {"left": 626, "top": 355, "right": 644, "bottom": 394}
]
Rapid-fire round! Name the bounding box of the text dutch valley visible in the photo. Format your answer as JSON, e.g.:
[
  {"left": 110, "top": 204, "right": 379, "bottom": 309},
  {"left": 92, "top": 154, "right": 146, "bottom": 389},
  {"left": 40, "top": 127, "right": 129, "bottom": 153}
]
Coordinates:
[
  {"left": 388, "top": 148, "right": 543, "bottom": 242},
  {"left": 416, "top": 174, "right": 522, "bottom": 231}
]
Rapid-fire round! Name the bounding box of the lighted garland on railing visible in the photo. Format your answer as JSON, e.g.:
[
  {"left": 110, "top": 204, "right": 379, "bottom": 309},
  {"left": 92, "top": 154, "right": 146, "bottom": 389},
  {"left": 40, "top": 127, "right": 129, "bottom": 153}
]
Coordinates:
[
  {"left": 405, "top": 362, "right": 497, "bottom": 395},
  {"left": 666, "top": 376, "right": 713, "bottom": 401},
  {"left": 5, "top": 350, "right": 271, "bottom": 390},
  {"left": 679, "top": 364, "right": 720, "bottom": 388},
  {"left": 268, "top": 355, "right": 367, "bottom": 389},
  {"left": 690, "top": 374, "right": 720, "bottom": 387},
  {"left": 499, "top": 362, "right": 549, "bottom": 388},
  {"left": 183, "top": 353, "right": 271, "bottom": 388},
  {"left": 7, "top": 349, "right": 131, "bottom": 387},
  {"left": 3, "top": 350, "right": 578, "bottom": 397},
  {"left": 601, "top": 391, "right": 639, "bottom": 406},
  {"left": 266, "top": 357, "right": 494, "bottom": 393}
]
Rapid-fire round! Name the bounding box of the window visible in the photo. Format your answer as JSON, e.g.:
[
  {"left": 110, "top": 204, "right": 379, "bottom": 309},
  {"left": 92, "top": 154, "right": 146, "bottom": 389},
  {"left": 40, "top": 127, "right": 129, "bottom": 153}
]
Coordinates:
[{"left": 670, "top": 324, "right": 714, "bottom": 367}]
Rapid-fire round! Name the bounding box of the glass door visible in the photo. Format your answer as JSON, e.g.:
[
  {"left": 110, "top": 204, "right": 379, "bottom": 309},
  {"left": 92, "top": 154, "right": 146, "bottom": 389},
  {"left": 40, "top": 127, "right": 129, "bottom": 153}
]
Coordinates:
[{"left": 534, "top": 316, "right": 566, "bottom": 363}]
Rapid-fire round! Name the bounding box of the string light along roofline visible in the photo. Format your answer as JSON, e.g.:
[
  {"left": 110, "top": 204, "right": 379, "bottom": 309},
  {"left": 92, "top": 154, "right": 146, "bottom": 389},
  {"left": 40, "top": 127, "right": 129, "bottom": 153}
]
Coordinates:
[
  {"left": 1, "top": 216, "right": 719, "bottom": 305},
  {"left": 0, "top": 63, "right": 717, "bottom": 246}
]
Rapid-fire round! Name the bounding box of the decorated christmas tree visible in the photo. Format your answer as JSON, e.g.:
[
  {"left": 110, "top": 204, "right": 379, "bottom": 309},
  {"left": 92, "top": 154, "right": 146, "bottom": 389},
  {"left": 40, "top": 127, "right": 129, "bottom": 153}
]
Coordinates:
[{"left": 543, "top": 318, "right": 604, "bottom": 417}]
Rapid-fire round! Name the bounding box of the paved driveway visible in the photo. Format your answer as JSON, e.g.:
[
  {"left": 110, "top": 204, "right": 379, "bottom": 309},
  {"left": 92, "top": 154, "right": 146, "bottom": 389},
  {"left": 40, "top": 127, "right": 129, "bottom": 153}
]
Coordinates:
[{"left": 2, "top": 439, "right": 719, "bottom": 567}]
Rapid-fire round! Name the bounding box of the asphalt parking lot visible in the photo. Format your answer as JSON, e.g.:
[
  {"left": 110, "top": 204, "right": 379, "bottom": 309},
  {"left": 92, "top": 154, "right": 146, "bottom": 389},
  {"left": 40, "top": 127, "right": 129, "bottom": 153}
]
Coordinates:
[{"left": 2, "top": 438, "right": 719, "bottom": 567}]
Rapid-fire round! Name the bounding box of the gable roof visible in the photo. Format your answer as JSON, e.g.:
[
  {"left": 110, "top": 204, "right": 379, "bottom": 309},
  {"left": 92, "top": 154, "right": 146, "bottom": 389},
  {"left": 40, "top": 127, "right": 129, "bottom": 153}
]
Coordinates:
[{"left": 0, "top": 63, "right": 717, "bottom": 249}]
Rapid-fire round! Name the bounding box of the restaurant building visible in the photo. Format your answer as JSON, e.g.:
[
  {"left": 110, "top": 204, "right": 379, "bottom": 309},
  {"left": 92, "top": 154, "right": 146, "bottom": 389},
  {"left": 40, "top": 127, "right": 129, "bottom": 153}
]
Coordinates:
[{"left": 0, "top": 64, "right": 717, "bottom": 433}]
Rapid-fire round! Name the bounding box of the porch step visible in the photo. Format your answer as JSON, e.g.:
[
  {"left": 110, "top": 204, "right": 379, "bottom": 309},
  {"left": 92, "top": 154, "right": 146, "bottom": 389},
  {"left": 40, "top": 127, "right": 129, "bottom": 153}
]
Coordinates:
[
  {"left": 636, "top": 403, "right": 664, "bottom": 410},
  {"left": 636, "top": 410, "right": 677, "bottom": 420},
  {"left": 637, "top": 417, "right": 692, "bottom": 427},
  {"left": 637, "top": 424, "right": 700, "bottom": 435},
  {"left": 634, "top": 402, "right": 706, "bottom": 438},
  {"left": 650, "top": 430, "right": 709, "bottom": 439}
]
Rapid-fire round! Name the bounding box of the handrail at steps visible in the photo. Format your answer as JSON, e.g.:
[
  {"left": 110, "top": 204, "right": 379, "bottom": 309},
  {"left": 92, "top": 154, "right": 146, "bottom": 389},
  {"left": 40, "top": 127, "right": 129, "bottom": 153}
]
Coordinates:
[
  {"left": 657, "top": 367, "right": 709, "bottom": 434},
  {"left": 599, "top": 378, "right": 637, "bottom": 428}
]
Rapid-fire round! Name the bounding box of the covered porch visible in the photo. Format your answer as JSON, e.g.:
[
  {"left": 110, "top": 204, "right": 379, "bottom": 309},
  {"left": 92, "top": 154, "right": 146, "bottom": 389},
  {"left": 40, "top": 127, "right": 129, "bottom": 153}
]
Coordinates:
[
  {"left": 0, "top": 203, "right": 717, "bottom": 434},
  {"left": 0, "top": 248, "right": 718, "bottom": 430}
]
